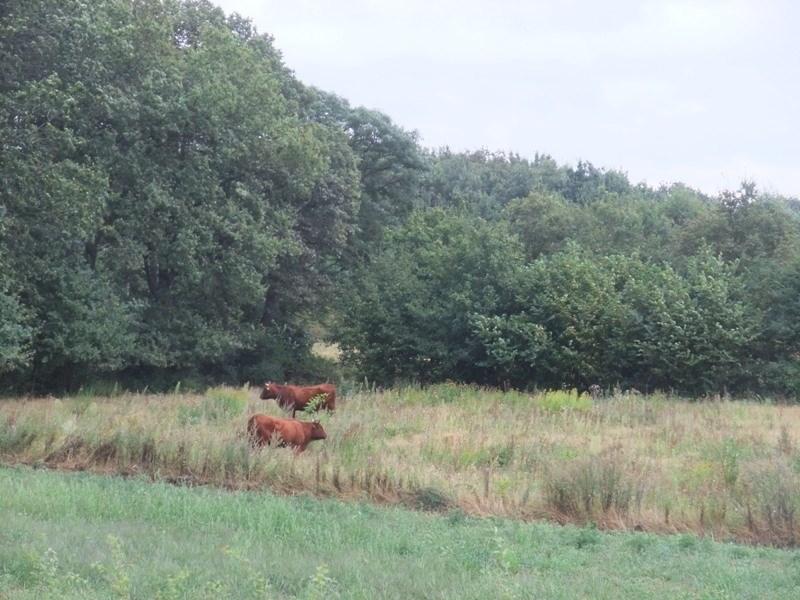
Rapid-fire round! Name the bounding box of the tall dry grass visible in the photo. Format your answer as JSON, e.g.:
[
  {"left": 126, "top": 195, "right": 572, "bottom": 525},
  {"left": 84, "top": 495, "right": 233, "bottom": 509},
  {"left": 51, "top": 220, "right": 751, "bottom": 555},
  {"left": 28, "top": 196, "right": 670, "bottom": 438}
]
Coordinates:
[{"left": 2, "top": 384, "right": 800, "bottom": 546}]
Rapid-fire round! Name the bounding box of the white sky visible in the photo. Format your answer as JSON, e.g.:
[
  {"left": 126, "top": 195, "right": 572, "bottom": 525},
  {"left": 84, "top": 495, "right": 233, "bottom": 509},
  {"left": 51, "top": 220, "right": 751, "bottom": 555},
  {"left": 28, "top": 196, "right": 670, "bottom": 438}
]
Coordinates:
[{"left": 213, "top": 0, "right": 799, "bottom": 197}]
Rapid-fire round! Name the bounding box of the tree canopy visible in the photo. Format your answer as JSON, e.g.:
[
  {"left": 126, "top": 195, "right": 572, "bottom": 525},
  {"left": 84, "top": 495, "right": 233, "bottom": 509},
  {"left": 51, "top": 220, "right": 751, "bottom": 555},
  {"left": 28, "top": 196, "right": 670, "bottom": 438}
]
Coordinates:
[{"left": 2, "top": 0, "right": 799, "bottom": 396}]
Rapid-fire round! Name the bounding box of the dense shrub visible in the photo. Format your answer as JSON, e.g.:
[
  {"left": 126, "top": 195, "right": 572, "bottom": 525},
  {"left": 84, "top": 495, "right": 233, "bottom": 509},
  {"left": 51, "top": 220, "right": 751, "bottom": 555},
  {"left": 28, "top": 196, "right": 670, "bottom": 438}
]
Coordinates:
[
  {"left": 333, "top": 210, "right": 524, "bottom": 384},
  {"left": 544, "top": 454, "right": 648, "bottom": 519},
  {"left": 336, "top": 233, "right": 760, "bottom": 394},
  {"left": 537, "top": 390, "right": 592, "bottom": 413}
]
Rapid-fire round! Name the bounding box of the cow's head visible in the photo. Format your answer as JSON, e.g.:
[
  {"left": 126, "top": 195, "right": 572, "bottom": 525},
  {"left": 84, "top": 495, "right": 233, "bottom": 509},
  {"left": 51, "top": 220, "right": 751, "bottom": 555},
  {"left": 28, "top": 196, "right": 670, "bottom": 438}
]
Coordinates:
[
  {"left": 260, "top": 382, "right": 278, "bottom": 400},
  {"left": 309, "top": 420, "right": 327, "bottom": 440}
]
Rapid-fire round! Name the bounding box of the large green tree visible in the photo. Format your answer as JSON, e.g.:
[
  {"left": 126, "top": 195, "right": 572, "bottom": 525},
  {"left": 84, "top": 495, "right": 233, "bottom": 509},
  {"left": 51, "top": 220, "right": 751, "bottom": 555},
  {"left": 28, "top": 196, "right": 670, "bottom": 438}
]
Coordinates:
[
  {"left": 0, "top": 0, "right": 361, "bottom": 389},
  {"left": 334, "top": 210, "right": 524, "bottom": 384},
  {"left": 307, "top": 90, "right": 427, "bottom": 258}
]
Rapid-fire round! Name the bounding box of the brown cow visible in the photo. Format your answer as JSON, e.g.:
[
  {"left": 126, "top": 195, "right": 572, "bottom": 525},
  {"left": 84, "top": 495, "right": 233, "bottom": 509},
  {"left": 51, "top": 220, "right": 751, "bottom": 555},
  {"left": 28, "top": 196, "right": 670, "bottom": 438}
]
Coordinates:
[
  {"left": 260, "top": 382, "right": 336, "bottom": 417},
  {"left": 247, "top": 414, "right": 327, "bottom": 453}
]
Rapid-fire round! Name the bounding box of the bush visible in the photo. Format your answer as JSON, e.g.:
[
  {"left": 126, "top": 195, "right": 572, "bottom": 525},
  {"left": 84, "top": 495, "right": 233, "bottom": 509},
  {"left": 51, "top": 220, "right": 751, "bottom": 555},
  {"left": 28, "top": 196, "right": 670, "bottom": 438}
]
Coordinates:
[
  {"left": 544, "top": 454, "right": 647, "bottom": 519},
  {"left": 178, "top": 387, "right": 250, "bottom": 424},
  {"left": 336, "top": 231, "right": 763, "bottom": 395},
  {"left": 715, "top": 438, "right": 747, "bottom": 489},
  {"left": 574, "top": 523, "right": 602, "bottom": 549},
  {"left": 537, "top": 389, "right": 592, "bottom": 412},
  {"left": 406, "top": 486, "right": 452, "bottom": 512},
  {"left": 333, "top": 210, "right": 524, "bottom": 385},
  {"left": 72, "top": 380, "right": 122, "bottom": 399},
  {"left": 741, "top": 460, "right": 800, "bottom": 546}
]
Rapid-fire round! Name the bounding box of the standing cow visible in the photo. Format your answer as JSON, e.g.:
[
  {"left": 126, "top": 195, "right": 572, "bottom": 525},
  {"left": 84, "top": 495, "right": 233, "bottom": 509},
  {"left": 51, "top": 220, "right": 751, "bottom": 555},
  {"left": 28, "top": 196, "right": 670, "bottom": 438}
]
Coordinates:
[
  {"left": 260, "top": 382, "right": 336, "bottom": 417},
  {"left": 247, "top": 414, "right": 327, "bottom": 453}
]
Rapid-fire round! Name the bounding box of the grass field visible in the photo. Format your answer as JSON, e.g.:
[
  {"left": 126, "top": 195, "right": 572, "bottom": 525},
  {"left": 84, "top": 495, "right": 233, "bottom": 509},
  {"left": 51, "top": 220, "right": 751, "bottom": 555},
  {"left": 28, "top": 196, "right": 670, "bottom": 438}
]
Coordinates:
[
  {"left": 2, "top": 384, "right": 800, "bottom": 547},
  {"left": 2, "top": 465, "right": 799, "bottom": 599}
]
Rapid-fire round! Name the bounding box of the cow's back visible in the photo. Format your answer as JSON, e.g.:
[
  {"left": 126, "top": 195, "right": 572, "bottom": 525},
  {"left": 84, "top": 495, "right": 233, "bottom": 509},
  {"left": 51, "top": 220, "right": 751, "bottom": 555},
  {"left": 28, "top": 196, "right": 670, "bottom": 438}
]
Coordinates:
[
  {"left": 247, "top": 414, "right": 315, "bottom": 449},
  {"left": 290, "top": 384, "right": 336, "bottom": 411},
  {"left": 315, "top": 384, "right": 336, "bottom": 410},
  {"left": 299, "top": 384, "right": 335, "bottom": 410}
]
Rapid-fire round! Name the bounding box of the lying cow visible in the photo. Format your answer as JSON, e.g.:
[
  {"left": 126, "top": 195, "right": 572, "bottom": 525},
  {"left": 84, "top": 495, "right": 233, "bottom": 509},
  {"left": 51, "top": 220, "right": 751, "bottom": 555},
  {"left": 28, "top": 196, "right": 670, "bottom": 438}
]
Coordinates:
[
  {"left": 260, "top": 382, "right": 336, "bottom": 417},
  {"left": 247, "top": 414, "right": 327, "bottom": 453}
]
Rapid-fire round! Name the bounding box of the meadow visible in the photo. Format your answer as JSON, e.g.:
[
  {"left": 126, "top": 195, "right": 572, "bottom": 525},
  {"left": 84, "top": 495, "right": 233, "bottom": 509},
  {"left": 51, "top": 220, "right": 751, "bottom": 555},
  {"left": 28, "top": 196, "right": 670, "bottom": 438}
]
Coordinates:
[
  {"left": 2, "top": 465, "right": 799, "bottom": 599},
  {"left": 1, "top": 384, "right": 800, "bottom": 547}
]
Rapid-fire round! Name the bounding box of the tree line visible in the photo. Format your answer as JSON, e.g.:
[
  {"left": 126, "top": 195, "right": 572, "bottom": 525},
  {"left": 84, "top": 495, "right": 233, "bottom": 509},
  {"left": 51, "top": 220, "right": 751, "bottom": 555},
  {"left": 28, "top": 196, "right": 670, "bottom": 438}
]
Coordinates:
[{"left": 2, "top": 0, "right": 799, "bottom": 396}]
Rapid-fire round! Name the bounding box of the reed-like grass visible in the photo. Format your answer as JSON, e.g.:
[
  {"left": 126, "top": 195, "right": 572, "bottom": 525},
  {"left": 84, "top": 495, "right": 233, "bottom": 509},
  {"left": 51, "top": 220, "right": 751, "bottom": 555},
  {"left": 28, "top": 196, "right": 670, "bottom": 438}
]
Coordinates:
[{"left": 2, "top": 383, "right": 800, "bottom": 546}]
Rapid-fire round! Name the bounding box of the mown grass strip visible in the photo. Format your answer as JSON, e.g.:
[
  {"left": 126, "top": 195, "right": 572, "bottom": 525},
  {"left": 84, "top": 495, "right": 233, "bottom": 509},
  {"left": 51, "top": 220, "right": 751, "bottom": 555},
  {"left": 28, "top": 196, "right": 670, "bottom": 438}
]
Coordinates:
[{"left": 1, "top": 466, "right": 799, "bottom": 599}]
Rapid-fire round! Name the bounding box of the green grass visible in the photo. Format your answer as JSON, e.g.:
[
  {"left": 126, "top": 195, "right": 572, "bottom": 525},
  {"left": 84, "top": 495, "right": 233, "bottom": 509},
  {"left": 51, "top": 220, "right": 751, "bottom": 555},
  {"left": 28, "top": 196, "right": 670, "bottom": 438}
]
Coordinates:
[{"left": 1, "top": 466, "right": 799, "bottom": 599}]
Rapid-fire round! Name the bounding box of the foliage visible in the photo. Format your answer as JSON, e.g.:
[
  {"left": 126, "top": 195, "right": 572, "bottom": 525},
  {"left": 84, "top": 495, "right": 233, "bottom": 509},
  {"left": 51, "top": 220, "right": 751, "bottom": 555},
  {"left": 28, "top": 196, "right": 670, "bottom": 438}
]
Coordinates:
[
  {"left": 544, "top": 454, "right": 647, "bottom": 519},
  {"left": 0, "top": 0, "right": 362, "bottom": 391},
  {"left": 537, "top": 389, "right": 592, "bottom": 412},
  {"left": 0, "top": 280, "right": 33, "bottom": 374},
  {"left": 201, "top": 386, "right": 249, "bottom": 421},
  {"left": 333, "top": 210, "right": 523, "bottom": 384},
  {"left": 338, "top": 235, "right": 759, "bottom": 394},
  {"left": 305, "top": 563, "right": 339, "bottom": 600},
  {"left": 2, "top": 0, "right": 800, "bottom": 396}
]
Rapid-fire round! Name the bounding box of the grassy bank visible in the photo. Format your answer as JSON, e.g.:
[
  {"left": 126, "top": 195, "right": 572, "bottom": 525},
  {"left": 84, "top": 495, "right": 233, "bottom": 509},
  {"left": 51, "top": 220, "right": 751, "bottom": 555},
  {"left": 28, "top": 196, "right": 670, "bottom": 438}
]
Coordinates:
[
  {"left": 2, "top": 466, "right": 799, "bottom": 599},
  {"left": 2, "top": 384, "right": 800, "bottom": 546}
]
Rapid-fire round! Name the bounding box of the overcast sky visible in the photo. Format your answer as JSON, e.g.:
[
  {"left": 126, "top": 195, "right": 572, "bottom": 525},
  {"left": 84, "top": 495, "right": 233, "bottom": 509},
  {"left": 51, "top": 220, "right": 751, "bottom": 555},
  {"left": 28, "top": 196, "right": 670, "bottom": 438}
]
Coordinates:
[{"left": 214, "top": 0, "right": 798, "bottom": 197}]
